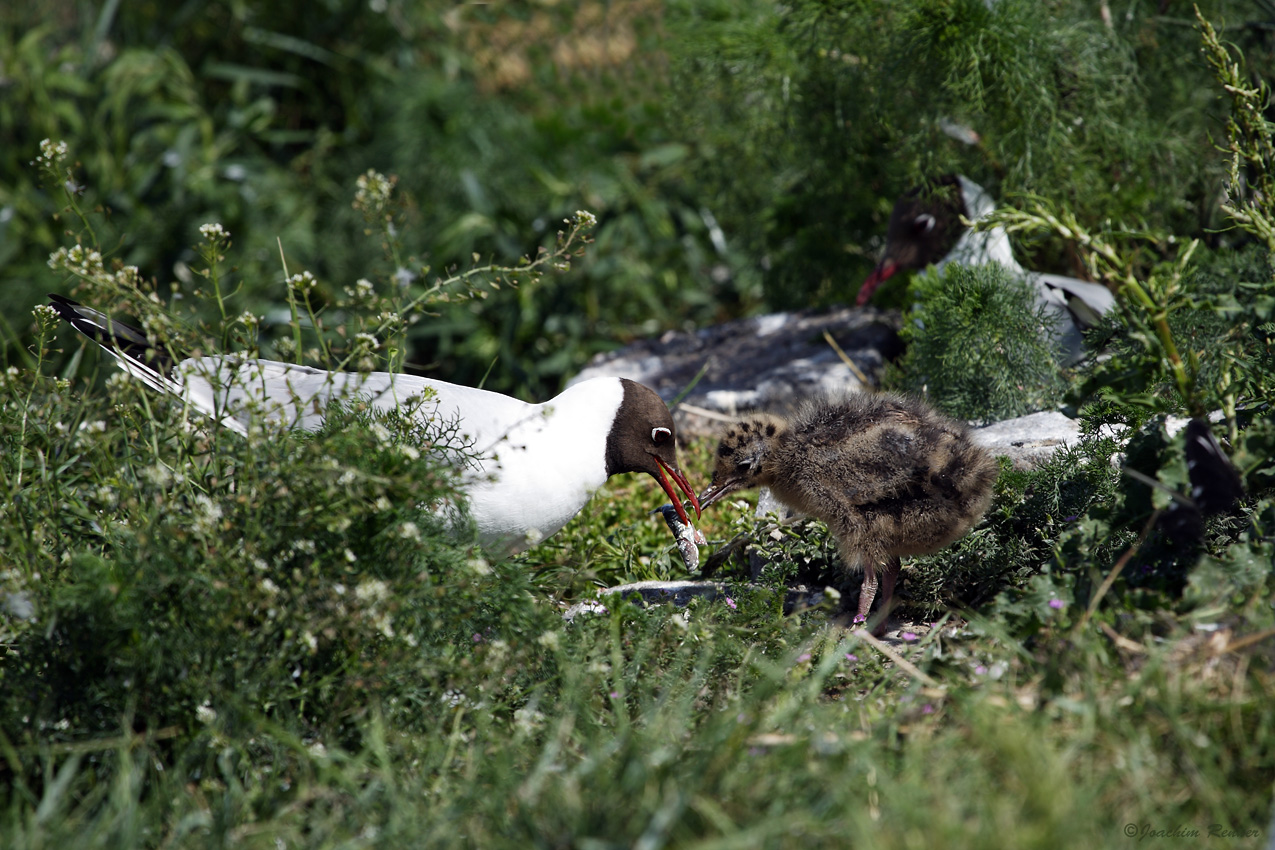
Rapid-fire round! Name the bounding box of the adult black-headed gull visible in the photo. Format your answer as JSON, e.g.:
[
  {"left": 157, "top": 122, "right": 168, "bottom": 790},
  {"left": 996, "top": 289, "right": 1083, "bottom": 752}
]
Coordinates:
[
  {"left": 47, "top": 295, "right": 701, "bottom": 555},
  {"left": 856, "top": 174, "right": 1116, "bottom": 363}
]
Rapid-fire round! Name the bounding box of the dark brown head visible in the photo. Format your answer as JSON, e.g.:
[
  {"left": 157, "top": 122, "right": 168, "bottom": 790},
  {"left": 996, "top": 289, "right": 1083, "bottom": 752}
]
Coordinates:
[
  {"left": 605, "top": 379, "right": 701, "bottom": 525},
  {"left": 856, "top": 175, "right": 966, "bottom": 306},
  {"left": 698, "top": 413, "right": 787, "bottom": 510}
]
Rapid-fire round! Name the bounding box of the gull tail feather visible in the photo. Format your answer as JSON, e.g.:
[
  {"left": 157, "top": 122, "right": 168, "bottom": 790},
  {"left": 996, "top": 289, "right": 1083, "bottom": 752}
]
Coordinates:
[{"left": 46, "top": 294, "right": 248, "bottom": 436}]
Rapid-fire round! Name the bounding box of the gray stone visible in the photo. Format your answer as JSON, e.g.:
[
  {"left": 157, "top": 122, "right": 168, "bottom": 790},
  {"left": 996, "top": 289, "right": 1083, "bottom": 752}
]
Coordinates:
[
  {"left": 971, "top": 410, "right": 1081, "bottom": 469},
  {"left": 569, "top": 306, "right": 903, "bottom": 438}
]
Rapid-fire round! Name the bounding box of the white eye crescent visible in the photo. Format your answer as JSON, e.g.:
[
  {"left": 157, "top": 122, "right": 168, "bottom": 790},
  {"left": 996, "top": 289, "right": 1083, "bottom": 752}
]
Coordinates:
[
  {"left": 915, "top": 213, "right": 936, "bottom": 234},
  {"left": 651, "top": 426, "right": 672, "bottom": 444}
]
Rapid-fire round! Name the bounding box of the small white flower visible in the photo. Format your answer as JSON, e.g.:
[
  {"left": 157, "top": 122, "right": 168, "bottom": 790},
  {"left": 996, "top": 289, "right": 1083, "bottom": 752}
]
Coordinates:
[
  {"left": 191, "top": 494, "right": 223, "bottom": 536},
  {"left": 355, "top": 579, "right": 389, "bottom": 603},
  {"left": 514, "top": 706, "right": 545, "bottom": 733},
  {"left": 199, "top": 222, "right": 228, "bottom": 241},
  {"left": 354, "top": 169, "right": 395, "bottom": 210},
  {"left": 393, "top": 267, "right": 416, "bottom": 289},
  {"left": 117, "top": 265, "right": 142, "bottom": 287},
  {"left": 288, "top": 271, "right": 318, "bottom": 295},
  {"left": 141, "top": 464, "right": 174, "bottom": 487},
  {"left": 536, "top": 631, "right": 560, "bottom": 651},
  {"left": 397, "top": 521, "right": 420, "bottom": 542},
  {"left": 32, "top": 303, "right": 60, "bottom": 327},
  {"left": 195, "top": 701, "right": 217, "bottom": 725},
  {"left": 260, "top": 578, "right": 280, "bottom": 595},
  {"left": 34, "top": 139, "right": 69, "bottom": 169}
]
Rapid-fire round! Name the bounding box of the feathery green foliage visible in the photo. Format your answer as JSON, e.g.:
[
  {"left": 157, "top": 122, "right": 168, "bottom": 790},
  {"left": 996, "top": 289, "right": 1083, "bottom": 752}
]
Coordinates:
[
  {"left": 886, "top": 262, "right": 1069, "bottom": 422},
  {"left": 669, "top": 0, "right": 1267, "bottom": 305}
]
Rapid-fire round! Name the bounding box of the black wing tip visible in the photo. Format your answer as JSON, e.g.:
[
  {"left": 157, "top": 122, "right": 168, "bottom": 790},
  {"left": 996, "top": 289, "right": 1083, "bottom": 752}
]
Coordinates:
[
  {"left": 44, "top": 293, "right": 100, "bottom": 335},
  {"left": 46, "top": 293, "right": 83, "bottom": 320},
  {"left": 45, "top": 293, "right": 176, "bottom": 373}
]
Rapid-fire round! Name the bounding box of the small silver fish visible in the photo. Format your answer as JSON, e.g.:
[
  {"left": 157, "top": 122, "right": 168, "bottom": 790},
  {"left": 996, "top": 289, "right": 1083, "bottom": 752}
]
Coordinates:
[{"left": 655, "top": 503, "right": 706, "bottom": 572}]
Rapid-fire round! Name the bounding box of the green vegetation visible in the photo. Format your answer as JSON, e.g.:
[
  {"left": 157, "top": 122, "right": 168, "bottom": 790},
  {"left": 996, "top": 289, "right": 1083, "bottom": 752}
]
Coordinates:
[
  {"left": 3, "top": 2, "right": 1275, "bottom": 847},
  {"left": 886, "top": 262, "right": 1069, "bottom": 423}
]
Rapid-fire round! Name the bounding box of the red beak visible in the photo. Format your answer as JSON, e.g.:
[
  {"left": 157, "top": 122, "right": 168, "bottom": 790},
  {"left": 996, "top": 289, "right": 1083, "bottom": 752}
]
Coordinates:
[
  {"left": 653, "top": 455, "right": 702, "bottom": 526},
  {"left": 855, "top": 259, "right": 898, "bottom": 307}
]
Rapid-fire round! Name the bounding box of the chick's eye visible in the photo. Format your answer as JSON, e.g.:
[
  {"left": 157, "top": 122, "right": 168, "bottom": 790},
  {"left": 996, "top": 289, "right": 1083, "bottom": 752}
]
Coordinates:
[{"left": 651, "top": 426, "right": 672, "bottom": 445}]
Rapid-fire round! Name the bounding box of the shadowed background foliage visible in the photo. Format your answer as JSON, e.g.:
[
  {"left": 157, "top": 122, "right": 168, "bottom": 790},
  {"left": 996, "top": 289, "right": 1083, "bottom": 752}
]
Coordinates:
[{"left": 5, "top": 0, "right": 1270, "bottom": 396}]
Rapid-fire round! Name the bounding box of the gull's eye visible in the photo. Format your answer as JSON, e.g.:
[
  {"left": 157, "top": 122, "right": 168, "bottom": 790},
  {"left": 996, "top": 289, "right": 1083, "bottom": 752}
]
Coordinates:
[
  {"left": 651, "top": 426, "right": 672, "bottom": 445},
  {"left": 914, "top": 213, "right": 936, "bottom": 235}
]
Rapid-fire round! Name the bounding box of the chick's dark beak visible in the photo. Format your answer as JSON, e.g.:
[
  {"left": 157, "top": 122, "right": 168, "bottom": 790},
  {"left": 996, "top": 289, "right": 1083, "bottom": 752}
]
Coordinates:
[
  {"left": 697, "top": 478, "right": 739, "bottom": 512},
  {"left": 653, "top": 455, "right": 701, "bottom": 526}
]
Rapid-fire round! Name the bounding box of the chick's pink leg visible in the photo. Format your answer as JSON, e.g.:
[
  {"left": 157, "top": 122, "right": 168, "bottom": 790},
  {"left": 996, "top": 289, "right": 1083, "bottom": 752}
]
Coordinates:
[{"left": 870, "top": 557, "right": 901, "bottom": 637}]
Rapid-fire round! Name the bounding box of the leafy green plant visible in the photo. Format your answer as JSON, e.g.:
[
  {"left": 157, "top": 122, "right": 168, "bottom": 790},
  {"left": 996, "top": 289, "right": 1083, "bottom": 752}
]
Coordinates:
[{"left": 885, "top": 262, "right": 1069, "bottom": 423}]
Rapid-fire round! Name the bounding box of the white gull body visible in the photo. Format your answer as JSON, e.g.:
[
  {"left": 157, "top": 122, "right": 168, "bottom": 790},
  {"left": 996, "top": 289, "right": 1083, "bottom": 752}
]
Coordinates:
[
  {"left": 48, "top": 296, "right": 700, "bottom": 556},
  {"left": 173, "top": 358, "right": 627, "bottom": 553}
]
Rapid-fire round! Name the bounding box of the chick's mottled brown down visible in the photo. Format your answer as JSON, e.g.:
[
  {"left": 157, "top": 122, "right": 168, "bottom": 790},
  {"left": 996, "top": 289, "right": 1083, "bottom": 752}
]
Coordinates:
[{"left": 700, "top": 393, "right": 998, "bottom": 636}]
